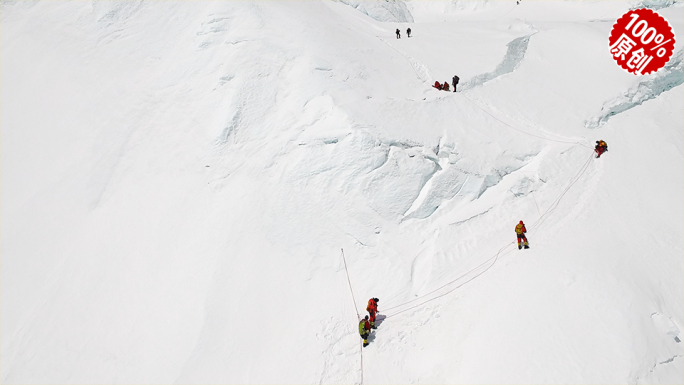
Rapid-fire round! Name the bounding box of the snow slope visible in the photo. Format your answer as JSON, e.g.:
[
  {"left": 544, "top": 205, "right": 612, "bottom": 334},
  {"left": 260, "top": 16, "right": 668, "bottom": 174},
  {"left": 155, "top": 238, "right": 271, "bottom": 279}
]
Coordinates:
[{"left": 1, "top": 1, "right": 682, "bottom": 383}]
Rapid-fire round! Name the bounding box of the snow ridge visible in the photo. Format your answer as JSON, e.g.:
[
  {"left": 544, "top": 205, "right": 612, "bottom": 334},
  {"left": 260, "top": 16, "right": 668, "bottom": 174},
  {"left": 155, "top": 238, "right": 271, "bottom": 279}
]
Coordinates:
[
  {"left": 460, "top": 32, "right": 535, "bottom": 91},
  {"left": 586, "top": 49, "right": 684, "bottom": 129},
  {"left": 337, "top": 0, "right": 414, "bottom": 23},
  {"left": 630, "top": 0, "right": 684, "bottom": 11}
]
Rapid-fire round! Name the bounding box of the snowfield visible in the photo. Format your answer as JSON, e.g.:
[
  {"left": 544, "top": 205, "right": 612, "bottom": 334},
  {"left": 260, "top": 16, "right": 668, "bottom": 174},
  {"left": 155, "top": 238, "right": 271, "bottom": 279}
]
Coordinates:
[{"left": 1, "top": 1, "right": 682, "bottom": 383}]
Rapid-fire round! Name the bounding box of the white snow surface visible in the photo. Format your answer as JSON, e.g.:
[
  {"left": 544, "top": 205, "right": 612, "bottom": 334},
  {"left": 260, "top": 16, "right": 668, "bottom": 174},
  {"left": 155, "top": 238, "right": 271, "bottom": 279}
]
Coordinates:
[{"left": 1, "top": 1, "right": 683, "bottom": 383}]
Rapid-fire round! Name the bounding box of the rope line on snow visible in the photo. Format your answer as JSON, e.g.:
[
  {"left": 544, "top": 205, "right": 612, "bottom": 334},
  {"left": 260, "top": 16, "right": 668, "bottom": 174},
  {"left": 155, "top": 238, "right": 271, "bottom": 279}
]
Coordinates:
[
  {"left": 528, "top": 151, "right": 595, "bottom": 234},
  {"left": 384, "top": 241, "right": 515, "bottom": 318},
  {"left": 381, "top": 242, "right": 508, "bottom": 314},
  {"left": 376, "top": 37, "right": 426, "bottom": 82},
  {"left": 341, "top": 248, "right": 360, "bottom": 321},
  {"left": 380, "top": 148, "right": 596, "bottom": 319},
  {"left": 340, "top": 248, "right": 364, "bottom": 385},
  {"left": 461, "top": 93, "right": 592, "bottom": 148},
  {"left": 531, "top": 190, "right": 542, "bottom": 218}
]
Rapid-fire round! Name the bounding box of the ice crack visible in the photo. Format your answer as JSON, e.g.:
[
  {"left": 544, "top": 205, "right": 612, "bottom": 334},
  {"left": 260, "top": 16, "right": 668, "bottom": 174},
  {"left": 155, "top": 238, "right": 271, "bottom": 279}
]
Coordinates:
[{"left": 586, "top": 50, "right": 683, "bottom": 129}]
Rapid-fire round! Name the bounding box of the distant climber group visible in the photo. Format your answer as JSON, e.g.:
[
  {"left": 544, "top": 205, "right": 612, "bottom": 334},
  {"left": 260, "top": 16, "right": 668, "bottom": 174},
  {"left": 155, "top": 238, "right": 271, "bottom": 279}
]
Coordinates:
[
  {"left": 391, "top": 27, "right": 462, "bottom": 93},
  {"left": 359, "top": 297, "right": 379, "bottom": 347},
  {"left": 433, "top": 75, "right": 459, "bottom": 92},
  {"left": 396, "top": 28, "right": 412, "bottom": 39}
]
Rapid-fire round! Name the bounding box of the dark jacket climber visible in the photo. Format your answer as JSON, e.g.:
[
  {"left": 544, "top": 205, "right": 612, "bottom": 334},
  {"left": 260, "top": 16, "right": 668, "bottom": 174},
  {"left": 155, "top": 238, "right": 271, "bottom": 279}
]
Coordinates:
[
  {"left": 359, "top": 315, "right": 371, "bottom": 347},
  {"left": 515, "top": 221, "right": 529, "bottom": 249},
  {"left": 407, "top": 28, "right": 412, "bottom": 37},
  {"left": 396, "top": 28, "right": 401, "bottom": 39},
  {"left": 452, "top": 75, "right": 460, "bottom": 92}
]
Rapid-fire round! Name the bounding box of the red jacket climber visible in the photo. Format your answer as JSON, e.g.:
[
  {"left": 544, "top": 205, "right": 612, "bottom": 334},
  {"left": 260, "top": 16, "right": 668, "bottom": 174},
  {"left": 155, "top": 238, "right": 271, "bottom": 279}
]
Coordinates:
[
  {"left": 433, "top": 81, "right": 443, "bottom": 90},
  {"left": 595, "top": 140, "right": 608, "bottom": 158},
  {"left": 366, "top": 298, "right": 379, "bottom": 329},
  {"left": 515, "top": 221, "right": 529, "bottom": 250}
]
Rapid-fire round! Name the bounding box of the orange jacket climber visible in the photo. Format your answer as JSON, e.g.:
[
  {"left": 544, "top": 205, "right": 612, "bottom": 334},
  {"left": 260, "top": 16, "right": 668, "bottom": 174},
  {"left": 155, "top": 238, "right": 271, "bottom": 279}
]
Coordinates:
[
  {"left": 515, "top": 221, "right": 529, "bottom": 250},
  {"left": 367, "top": 298, "right": 378, "bottom": 313},
  {"left": 442, "top": 82, "right": 450, "bottom": 91},
  {"left": 366, "top": 297, "right": 379, "bottom": 328}
]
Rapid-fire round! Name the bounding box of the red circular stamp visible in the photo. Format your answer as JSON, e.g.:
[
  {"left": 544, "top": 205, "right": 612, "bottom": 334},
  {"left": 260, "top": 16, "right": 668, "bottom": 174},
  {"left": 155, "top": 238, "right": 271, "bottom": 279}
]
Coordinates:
[{"left": 609, "top": 8, "right": 676, "bottom": 75}]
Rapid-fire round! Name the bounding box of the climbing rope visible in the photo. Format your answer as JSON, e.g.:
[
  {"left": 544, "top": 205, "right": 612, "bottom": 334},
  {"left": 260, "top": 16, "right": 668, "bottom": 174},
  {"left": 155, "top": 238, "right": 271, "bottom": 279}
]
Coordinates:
[
  {"left": 461, "top": 93, "right": 591, "bottom": 148},
  {"left": 341, "top": 248, "right": 364, "bottom": 384},
  {"left": 376, "top": 37, "right": 427, "bottom": 82},
  {"left": 383, "top": 241, "right": 515, "bottom": 318},
  {"left": 528, "top": 151, "right": 595, "bottom": 233},
  {"left": 492, "top": 153, "right": 594, "bottom": 281},
  {"left": 341, "top": 248, "right": 360, "bottom": 321},
  {"left": 531, "top": 190, "right": 542, "bottom": 217}
]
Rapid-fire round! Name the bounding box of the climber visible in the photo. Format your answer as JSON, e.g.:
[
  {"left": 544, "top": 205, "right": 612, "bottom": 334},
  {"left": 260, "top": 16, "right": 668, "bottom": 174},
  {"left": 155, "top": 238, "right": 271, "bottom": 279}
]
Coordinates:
[
  {"left": 595, "top": 140, "right": 608, "bottom": 158},
  {"left": 433, "top": 81, "right": 443, "bottom": 90},
  {"left": 396, "top": 28, "right": 401, "bottom": 39},
  {"left": 515, "top": 220, "right": 529, "bottom": 249},
  {"left": 359, "top": 315, "right": 371, "bottom": 347},
  {"left": 407, "top": 27, "right": 412, "bottom": 37},
  {"left": 443, "top": 82, "right": 450, "bottom": 91},
  {"left": 452, "top": 75, "right": 460, "bottom": 92},
  {"left": 367, "top": 298, "right": 379, "bottom": 329}
]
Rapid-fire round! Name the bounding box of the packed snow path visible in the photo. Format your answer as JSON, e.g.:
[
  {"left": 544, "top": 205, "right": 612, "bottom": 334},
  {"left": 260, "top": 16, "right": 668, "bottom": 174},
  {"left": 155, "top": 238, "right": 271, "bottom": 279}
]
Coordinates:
[{"left": 1, "top": 1, "right": 683, "bottom": 384}]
